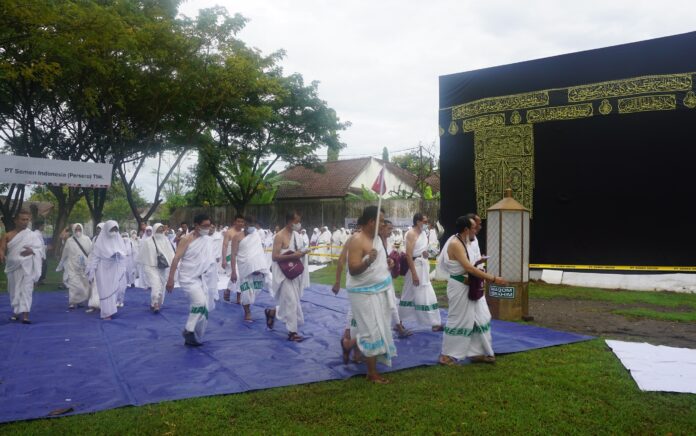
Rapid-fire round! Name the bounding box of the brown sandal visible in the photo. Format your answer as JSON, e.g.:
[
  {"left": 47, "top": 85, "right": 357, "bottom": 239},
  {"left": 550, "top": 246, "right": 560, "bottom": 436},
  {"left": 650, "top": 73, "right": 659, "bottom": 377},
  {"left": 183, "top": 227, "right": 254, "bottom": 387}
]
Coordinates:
[
  {"left": 288, "top": 332, "right": 304, "bottom": 342},
  {"left": 439, "top": 355, "right": 456, "bottom": 366}
]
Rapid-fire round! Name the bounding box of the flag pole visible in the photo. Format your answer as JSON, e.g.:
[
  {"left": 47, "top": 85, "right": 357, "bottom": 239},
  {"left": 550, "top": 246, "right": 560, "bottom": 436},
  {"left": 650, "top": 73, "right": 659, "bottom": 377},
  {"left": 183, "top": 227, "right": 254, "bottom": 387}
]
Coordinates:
[{"left": 374, "top": 165, "right": 384, "bottom": 247}]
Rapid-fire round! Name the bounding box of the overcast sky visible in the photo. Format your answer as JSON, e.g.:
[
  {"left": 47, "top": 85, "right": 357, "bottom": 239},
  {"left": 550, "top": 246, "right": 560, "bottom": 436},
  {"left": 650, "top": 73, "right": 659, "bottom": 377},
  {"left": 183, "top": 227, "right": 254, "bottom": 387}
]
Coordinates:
[{"left": 133, "top": 0, "right": 695, "bottom": 199}]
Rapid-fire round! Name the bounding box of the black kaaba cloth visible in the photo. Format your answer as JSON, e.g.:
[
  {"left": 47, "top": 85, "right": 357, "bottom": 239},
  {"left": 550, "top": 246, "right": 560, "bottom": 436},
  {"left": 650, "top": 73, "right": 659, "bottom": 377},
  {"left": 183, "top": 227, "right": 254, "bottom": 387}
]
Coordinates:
[{"left": 439, "top": 32, "right": 696, "bottom": 267}]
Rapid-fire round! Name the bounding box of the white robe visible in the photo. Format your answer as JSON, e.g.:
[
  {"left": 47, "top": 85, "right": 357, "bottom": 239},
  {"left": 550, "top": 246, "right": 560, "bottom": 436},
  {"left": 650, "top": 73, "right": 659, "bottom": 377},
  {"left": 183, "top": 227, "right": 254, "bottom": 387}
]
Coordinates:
[
  {"left": 86, "top": 221, "right": 127, "bottom": 319},
  {"left": 5, "top": 229, "right": 44, "bottom": 314},
  {"left": 262, "top": 230, "right": 274, "bottom": 268},
  {"left": 178, "top": 234, "right": 215, "bottom": 342},
  {"left": 438, "top": 236, "right": 494, "bottom": 359},
  {"left": 270, "top": 231, "right": 305, "bottom": 333},
  {"left": 331, "top": 230, "right": 343, "bottom": 256},
  {"left": 60, "top": 230, "right": 92, "bottom": 305},
  {"left": 347, "top": 236, "right": 397, "bottom": 366},
  {"left": 428, "top": 228, "right": 440, "bottom": 256},
  {"left": 138, "top": 228, "right": 175, "bottom": 308},
  {"left": 236, "top": 231, "right": 271, "bottom": 306},
  {"left": 399, "top": 230, "right": 442, "bottom": 327},
  {"left": 316, "top": 230, "right": 332, "bottom": 264}
]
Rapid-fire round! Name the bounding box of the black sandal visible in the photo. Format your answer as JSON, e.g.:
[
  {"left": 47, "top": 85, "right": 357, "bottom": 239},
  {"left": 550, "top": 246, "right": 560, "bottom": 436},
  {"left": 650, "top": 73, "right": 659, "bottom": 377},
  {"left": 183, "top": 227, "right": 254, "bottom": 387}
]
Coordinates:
[{"left": 264, "top": 308, "right": 275, "bottom": 329}]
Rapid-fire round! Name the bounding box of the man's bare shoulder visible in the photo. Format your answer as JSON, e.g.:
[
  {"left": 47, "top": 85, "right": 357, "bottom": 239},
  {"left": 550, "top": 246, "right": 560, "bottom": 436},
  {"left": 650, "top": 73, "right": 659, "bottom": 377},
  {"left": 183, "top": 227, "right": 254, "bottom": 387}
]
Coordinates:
[
  {"left": 5, "top": 230, "right": 18, "bottom": 243},
  {"left": 348, "top": 232, "right": 371, "bottom": 249},
  {"left": 233, "top": 231, "right": 245, "bottom": 242},
  {"left": 180, "top": 232, "right": 197, "bottom": 246}
]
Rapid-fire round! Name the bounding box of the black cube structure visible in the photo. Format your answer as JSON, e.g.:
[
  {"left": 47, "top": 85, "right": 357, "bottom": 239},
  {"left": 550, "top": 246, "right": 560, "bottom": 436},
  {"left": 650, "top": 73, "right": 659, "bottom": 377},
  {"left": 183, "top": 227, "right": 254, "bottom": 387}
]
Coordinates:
[{"left": 439, "top": 32, "right": 696, "bottom": 269}]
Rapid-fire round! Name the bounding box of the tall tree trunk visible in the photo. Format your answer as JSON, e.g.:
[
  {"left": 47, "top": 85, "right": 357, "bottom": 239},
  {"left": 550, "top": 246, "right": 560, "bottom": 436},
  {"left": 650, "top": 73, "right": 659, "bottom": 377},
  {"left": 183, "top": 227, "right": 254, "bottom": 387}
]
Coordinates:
[
  {"left": 48, "top": 186, "right": 82, "bottom": 257},
  {"left": 84, "top": 187, "right": 107, "bottom": 233},
  {"left": 1, "top": 184, "right": 25, "bottom": 231}
]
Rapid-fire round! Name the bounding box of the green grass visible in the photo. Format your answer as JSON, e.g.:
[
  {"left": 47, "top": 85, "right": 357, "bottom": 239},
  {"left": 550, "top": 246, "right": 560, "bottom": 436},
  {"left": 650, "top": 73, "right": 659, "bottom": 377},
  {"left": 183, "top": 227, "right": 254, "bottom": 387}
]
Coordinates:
[
  {"left": 530, "top": 282, "right": 696, "bottom": 310},
  {"left": 2, "top": 340, "right": 695, "bottom": 434},
  {"left": 612, "top": 308, "right": 696, "bottom": 323},
  {"left": 2, "top": 261, "right": 696, "bottom": 433}
]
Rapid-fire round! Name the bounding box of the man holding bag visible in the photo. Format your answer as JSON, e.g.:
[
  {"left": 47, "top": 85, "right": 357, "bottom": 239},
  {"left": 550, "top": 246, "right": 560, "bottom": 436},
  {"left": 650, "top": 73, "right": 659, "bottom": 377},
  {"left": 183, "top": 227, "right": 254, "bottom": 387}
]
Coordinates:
[{"left": 266, "top": 211, "right": 310, "bottom": 342}]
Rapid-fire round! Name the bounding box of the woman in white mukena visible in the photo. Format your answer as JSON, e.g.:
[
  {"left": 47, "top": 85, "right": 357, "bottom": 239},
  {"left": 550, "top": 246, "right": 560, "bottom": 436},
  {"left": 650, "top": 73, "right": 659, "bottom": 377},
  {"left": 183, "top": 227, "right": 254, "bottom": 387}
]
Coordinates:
[{"left": 138, "top": 223, "right": 175, "bottom": 313}]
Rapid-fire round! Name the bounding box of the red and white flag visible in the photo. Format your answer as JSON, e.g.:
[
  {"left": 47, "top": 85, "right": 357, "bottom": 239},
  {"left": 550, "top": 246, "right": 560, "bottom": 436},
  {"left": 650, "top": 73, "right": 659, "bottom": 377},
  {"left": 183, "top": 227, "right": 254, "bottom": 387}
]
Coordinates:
[{"left": 371, "top": 166, "right": 387, "bottom": 195}]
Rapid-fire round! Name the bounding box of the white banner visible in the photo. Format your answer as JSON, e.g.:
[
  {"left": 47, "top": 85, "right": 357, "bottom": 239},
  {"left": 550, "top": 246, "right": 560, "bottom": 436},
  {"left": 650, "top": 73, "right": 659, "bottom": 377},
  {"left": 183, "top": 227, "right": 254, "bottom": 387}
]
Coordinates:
[{"left": 0, "top": 155, "right": 112, "bottom": 188}]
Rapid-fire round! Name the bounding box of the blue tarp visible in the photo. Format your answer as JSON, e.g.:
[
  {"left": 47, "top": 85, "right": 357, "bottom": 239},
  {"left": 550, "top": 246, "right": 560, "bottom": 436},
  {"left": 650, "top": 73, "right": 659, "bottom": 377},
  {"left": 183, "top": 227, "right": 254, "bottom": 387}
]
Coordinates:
[{"left": 0, "top": 284, "right": 592, "bottom": 423}]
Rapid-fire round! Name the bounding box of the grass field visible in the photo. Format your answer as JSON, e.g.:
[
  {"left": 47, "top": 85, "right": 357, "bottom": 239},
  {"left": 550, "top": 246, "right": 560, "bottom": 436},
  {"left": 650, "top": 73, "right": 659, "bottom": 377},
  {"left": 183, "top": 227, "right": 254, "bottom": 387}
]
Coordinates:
[{"left": 1, "top": 262, "right": 696, "bottom": 434}]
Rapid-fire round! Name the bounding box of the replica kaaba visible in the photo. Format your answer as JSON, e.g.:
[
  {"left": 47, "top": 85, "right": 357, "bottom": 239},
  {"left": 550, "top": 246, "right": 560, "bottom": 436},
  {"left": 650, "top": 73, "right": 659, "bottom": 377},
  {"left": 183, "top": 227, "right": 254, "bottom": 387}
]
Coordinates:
[{"left": 439, "top": 32, "right": 696, "bottom": 269}]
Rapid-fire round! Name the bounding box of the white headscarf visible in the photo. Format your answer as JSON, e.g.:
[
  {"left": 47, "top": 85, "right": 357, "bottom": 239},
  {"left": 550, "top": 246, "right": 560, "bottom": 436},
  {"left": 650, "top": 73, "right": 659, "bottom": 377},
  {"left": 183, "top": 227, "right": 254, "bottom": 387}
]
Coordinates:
[
  {"left": 93, "top": 222, "right": 105, "bottom": 242},
  {"left": 91, "top": 220, "right": 127, "bottom": 260},
  {"left": 141, "top": 225, "right": 153, "bottom": 240},
  {"left": 139, "top": 223, "right": 175, "bottom": 266}
]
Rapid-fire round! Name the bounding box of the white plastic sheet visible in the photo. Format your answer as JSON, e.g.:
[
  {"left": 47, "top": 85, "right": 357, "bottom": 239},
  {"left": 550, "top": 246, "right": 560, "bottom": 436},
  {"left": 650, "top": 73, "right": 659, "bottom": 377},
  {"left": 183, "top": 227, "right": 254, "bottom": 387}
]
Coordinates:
[{"left": 606, "top": 340, "right": 696, "bottom": 394}]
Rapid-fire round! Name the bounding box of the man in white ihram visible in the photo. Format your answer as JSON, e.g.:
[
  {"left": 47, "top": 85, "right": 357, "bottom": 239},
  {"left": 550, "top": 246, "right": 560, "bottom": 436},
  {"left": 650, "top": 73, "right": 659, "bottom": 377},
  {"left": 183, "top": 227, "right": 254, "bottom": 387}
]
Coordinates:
[
  {"left": 265, "top": 211, "right": 311, "bottom": 342},
  {"left": 59, "top": 223, "right": 92, "bottom": 309},
  {"left": 166, "top": 213, "right": 215, "bottom": 346},
  {"left": 0, "top": 211, "right": 45, "bottom": 324},
  {"left": 343, "top": 206, "right": 397, "bottom": 384},
  {"left": 398, "top": 213, "right": 443, "bottom": 331},
  {"left": 229, "top": 216, "right": 272, "bottom": 322}
]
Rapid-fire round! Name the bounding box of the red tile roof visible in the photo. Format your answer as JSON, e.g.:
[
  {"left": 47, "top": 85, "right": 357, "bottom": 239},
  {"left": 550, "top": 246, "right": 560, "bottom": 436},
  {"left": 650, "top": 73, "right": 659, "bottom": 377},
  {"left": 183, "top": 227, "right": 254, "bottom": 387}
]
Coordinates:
[
  {"left": 276, "top": 157, "right": 419, "bottom": 199},
  {"left": 425, "top": 174, "right": 440, "bottom": 194}
]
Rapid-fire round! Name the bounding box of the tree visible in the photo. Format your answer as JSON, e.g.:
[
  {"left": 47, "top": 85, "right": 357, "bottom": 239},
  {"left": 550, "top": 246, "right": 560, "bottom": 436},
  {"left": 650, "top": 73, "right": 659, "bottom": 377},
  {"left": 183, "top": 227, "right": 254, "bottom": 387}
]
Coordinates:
[
  {"left": 102, "top": 178, "right": 148, "bottom": 225},
  {"left": 391, "top": 141, "right": 439, "bottom": 198},
  {"left": 327, "top": 147, "right": 339, "bottom": 162},
  {"left": 0, "top": 184, "right": 25, "bottom": 231},
  {"left": 190, "top": 145, "right": 225, "bottom": 207},
  {"left": 382, "top": 147, "right": 389, "bottom": 162},
  {"left": 206, "top": 68, "right": 349, "bottom": 213}
]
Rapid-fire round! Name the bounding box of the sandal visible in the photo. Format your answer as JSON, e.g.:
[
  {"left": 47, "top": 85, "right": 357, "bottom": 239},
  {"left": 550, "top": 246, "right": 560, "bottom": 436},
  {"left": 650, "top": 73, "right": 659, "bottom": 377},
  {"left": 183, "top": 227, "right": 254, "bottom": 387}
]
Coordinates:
[
  {"left": 264, "top": 308, "right": 275, "bottom": 330},
  {"left": 439, "top": 355, "right": 456, "bottom": 366},
  {"left": 470, "top": 355, "right": 496, "bottom": 364},
  {"left": 395, "top": 324, "right": 413, "bottom": 338},
  {"left": 366, "top": 375, "right": 390, "bottom": 384},
  {"left": 288, "top": 332, "right": 304, "bottom": 342}
]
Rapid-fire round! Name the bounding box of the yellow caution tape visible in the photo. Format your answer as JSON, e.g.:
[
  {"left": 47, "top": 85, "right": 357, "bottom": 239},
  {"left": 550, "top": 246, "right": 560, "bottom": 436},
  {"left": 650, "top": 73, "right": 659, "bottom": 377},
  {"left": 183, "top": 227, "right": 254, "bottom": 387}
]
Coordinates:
[{"left": 529, "top": 264, "right": 696, "bottom": 272}]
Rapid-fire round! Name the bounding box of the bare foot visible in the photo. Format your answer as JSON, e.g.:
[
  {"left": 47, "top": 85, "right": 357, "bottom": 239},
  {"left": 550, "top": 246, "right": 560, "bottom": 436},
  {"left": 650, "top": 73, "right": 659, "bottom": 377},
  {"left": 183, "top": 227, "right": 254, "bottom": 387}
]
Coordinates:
[
  {"left": 432, "top": 325, "right": 444, "bottom": 332},
  {"left": 264, "top": 308, "right": 275, "bottom": 329},
  {"left": 470, "top": 355, "right": 496, "bottom": 364},
  {"left": 395, "top": 323, "right": 413, "bottom": 338},
  {"left": 366, "top": 374, "right": 390, "bottom": 384},
  {"left": 439, "top": 355, "right": 456, "bottom": 366},
  {"left": 340, "top": 337, "right": 351, "bottom": 364}
]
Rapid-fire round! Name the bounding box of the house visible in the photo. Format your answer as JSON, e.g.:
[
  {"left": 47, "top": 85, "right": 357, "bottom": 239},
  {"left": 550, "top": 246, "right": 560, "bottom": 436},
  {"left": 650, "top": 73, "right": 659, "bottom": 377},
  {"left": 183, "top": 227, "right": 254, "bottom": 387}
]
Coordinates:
[
  {"left": 254, "top": 157, "right": 438, "bottom": 229},
  {"left": 276, "top": 157, "right": 420, "bottom": 200}
]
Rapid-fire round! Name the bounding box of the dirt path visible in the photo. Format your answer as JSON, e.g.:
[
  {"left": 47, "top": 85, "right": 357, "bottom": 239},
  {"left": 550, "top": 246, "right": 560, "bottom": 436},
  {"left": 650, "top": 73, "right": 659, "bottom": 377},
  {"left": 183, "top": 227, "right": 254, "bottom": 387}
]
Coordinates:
[{"left": 529, "top": 299, "right": 696, "bottom": 348}]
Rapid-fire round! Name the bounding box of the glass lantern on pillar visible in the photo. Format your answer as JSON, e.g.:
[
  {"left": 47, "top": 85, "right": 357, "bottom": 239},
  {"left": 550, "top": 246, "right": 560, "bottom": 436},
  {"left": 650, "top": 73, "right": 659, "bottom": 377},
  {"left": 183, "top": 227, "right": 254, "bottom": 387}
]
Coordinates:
[{"left": 486, "top": 188, "right": 531, "bottom": 321}]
